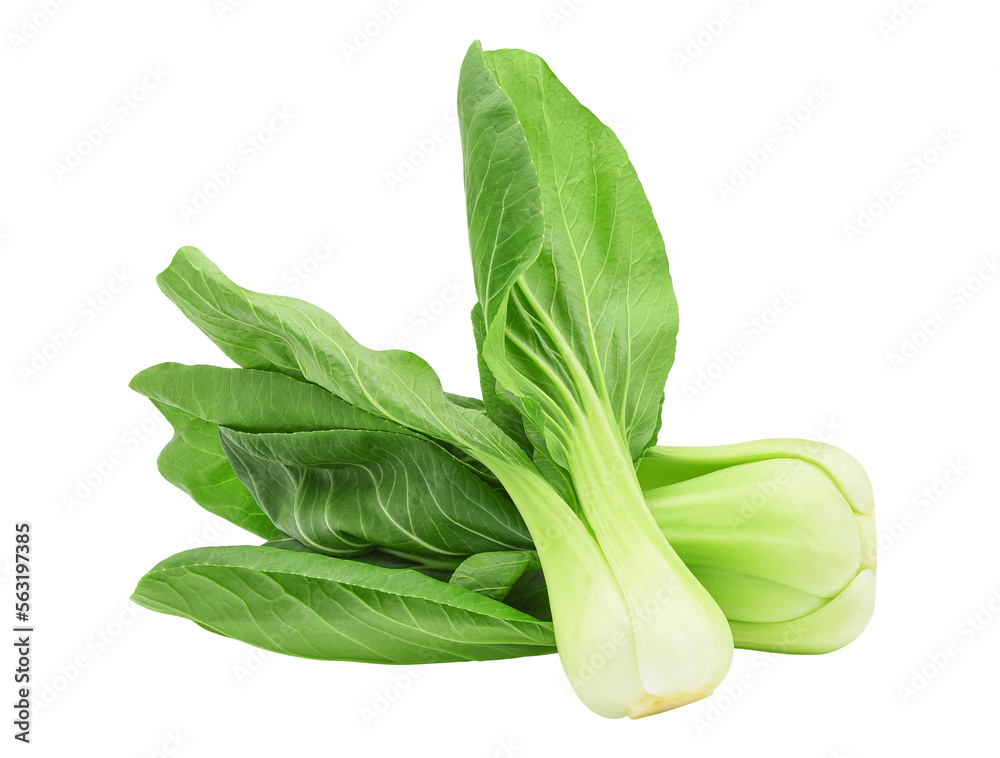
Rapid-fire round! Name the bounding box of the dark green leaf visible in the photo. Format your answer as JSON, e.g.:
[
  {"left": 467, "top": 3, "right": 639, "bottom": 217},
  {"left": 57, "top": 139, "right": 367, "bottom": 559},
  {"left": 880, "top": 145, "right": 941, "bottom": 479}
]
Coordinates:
[
  {"left": 220, "top": 427, "right": 533, "bottom": 558},
  {"left": 131, "top": 545, "right": 556, "bottom": 664},
  {"left": 148, "top": 400, "right": 282, "bottom": 539},
  {"left": 504, "top": 568, "right": 552, "bottom": 622},
  {"left": 449, "top": 550, "right": 537, "bottom": 600},
  {"left": 265, "top": 537, "right": 455, "bottom": 581},
  {"left": 130, "top": 362, "right": 422, "bottom": 538}
]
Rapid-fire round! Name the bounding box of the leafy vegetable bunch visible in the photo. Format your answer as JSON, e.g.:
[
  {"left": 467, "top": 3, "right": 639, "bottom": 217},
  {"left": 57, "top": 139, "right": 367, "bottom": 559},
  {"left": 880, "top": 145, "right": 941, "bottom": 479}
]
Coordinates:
[{"left": 131, "top": 42, "right": 875, "bottom": 719}]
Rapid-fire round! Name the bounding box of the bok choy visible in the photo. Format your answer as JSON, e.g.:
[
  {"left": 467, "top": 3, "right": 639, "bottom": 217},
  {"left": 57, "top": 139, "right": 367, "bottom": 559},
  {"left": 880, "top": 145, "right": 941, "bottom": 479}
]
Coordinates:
[{"left": 129, "top": 41, "right": 876, "bottom": 720}]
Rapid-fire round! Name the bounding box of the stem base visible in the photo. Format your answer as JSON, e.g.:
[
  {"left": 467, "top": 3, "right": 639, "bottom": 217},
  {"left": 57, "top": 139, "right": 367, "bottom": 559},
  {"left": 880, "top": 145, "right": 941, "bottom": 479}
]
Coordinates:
[{"left": 627, "top": 686, "right": 714, "bottom": 719}]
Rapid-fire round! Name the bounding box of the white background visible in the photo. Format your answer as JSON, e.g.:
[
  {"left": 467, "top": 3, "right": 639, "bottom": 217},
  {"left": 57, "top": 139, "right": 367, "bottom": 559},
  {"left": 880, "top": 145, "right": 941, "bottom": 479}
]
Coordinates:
[{"left": 3, "top": 0, "right": 999, "bottom": 755}]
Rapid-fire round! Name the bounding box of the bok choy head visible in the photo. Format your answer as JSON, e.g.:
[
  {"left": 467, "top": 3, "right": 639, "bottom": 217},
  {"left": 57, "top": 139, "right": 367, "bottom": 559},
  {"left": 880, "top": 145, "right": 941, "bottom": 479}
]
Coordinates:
[{"left": 457, "top": 42, "right": 733, "bottom": 718}]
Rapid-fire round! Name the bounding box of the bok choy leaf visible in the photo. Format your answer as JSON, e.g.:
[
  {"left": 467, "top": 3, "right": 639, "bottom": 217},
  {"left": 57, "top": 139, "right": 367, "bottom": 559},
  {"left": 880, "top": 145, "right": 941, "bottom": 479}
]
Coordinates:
[
  {"left": 458, "top": 41, "right": 732, "bottom": 717},
  {"left": 132, "top": 545, "right": 555, "bottom": 663}
]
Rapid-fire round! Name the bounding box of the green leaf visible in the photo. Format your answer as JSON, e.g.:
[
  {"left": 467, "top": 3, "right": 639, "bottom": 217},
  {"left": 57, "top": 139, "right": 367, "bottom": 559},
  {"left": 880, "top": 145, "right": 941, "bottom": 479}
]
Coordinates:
[
  {"left": 147, "top": 401, "right": 282, "bottom": 539},
  {"left": 262, "top": 535, "right": 319, "bottom": 553},
  {"left": 131, "top": 362, "right": 412, "bottom": 434},
  {"left": 459, "top": 43, "right": 677, "bottom": 468},
  {"left": 220, "top": 427, "right": 533, "bottom": 558},
  {"left": 264, "top": 537, "right": 455, "bottom": 581},
  {"left": 131, "top": 545, "right": 556, "bottom": 664},
  {"left": 155, "top": 247, "right": 523, "bottom": 467},
  {"left": 470, "top": 302, "right": 532, "bottom": 453},
  {"left": 130, "top": 362, "right": 422, "bottom": 538},
  {"left": 444, "top": 392, "right": 487, "bottom": 413},
  {"left": 503, "top": 568, "right": 552, "bottom": 621},
  {"left": 449, "top": 550, "right": 537, "bottom": 600},
  {"left": 458, "top": 43, "right": 544, "bottom": 327},
  {"left": 473, "top": 304, "right": 581, "bottom": 505}
]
